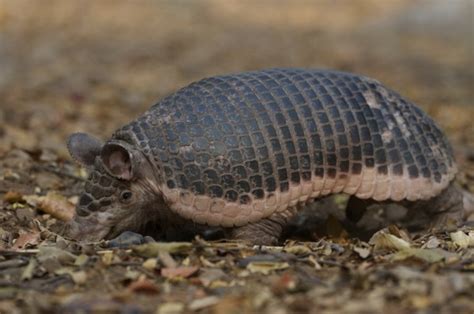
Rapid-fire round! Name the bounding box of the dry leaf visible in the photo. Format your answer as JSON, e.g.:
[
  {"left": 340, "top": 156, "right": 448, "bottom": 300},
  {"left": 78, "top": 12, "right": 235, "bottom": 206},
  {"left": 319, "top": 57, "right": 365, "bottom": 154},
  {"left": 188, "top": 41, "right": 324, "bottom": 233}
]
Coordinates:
[
  {"left": 188, "top": 296, "right": 220, "bottom": 311},
  {"left": 157, "top": 302, "right": 185, "bottom": 314},
  {"left": 212, "top": 296, "right": 245, "bottom": 314},
  {"left": 74, "top": 254, "right": 89, "bottom": 267},
  {"left": 101, "top": 251, "right": 115, "bottom": 265},
  {"left": 125, "top": 269, "right": 141, "bottom": 281},
  {"left": 306, "top": 255, "right": 322, "bottom": 270},
  {"left": 24, "top": 192, "right": 75, "bottom": 221},
  {"left": 369, "top": 229, "right": 411, "bottom": 251},
  {"left": 246, "top": 262, "right": 289, "bottom": 275},
  {"left": 353, "top": 247, "right": 371, "bottom": 259},
  {"left": 142, "top": 258, "right": 158, "bottom": 271},
  {"left": 271, "top": 272, "right": 297, "bottom": 294},
  {"left": 450, "top": 231, "right": 473, "bottom": 248},
  {"left": 283, "top": 244, "right": 311, "bottom": 255},
  {"left": 158, "top": 250, "right": 177, "bottom": 268},
  {"left": 322, "top": 244, "right": 332, "bottom": 256},
  {"left": 128, "top": 276, "right": 159, "bottom": 294},
  {"left": 132, "top": 242, "right": 192, "bottom": 257},
  {"left": 12, "top": 231, "right": 40, "bottom": 250},
  {"left": 198, "top": 268, "right": 228, "bottom": 287},
  {"left": 422, "top": 236, "right": 441, "bottom": 249},
  {"left": 392, "top": 248, "right": 458, "bottom": 264},
  {"left": 21, "top": 258, "right": 37, "bottom": 281},
  {"left": 410, "top": 295, "right": 431, "bottom": 310},
  {"left": 161, "top": 266, "right": 199, "bottom": 279},
  {"left": 387, "top": 225, "right": 411, "bottom": 242},
  {"left": 71, "top": 271, "right": 87, "bottom": 285},
  {"left": 199, "top": 256, "right": 225, "bottom": 268},
  {"left": 3, "top": 191, "right": 23, "bottom": 203}
]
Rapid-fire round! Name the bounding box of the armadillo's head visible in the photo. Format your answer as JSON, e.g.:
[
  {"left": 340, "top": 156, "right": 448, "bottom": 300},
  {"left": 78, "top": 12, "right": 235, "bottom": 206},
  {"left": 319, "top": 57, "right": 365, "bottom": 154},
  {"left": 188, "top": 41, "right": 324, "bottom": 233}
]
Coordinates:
[{"left": 65, "top": 133, "right": 163, "bottom": 242}]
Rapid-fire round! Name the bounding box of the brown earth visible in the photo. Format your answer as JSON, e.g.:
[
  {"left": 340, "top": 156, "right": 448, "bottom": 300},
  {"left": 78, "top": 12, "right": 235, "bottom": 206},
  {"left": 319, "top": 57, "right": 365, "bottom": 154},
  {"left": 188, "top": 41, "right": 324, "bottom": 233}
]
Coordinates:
[{"left": 0, "top": 1, "right": 473, "bottom": 313}]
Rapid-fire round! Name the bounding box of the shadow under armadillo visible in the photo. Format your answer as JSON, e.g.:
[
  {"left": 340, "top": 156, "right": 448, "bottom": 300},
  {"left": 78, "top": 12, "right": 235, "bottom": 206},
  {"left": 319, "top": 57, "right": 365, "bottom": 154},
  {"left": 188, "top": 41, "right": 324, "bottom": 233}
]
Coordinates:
[{"left": 107, "top": 191, "right": 471, "bottom": 247}]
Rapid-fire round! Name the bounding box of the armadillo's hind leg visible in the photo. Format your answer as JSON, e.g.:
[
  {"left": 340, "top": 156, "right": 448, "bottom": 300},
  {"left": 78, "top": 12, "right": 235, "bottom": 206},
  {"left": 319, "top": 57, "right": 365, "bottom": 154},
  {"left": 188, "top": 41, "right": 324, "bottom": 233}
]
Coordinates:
[
  {"left": 228, "top": 207, "right": 299, "bottom": 245},
  {"left": 345, "top": 196, "right": 378, "bottom": 223},
  {"left": 402, "top": 182, "right": 464, "bottom": 231}
]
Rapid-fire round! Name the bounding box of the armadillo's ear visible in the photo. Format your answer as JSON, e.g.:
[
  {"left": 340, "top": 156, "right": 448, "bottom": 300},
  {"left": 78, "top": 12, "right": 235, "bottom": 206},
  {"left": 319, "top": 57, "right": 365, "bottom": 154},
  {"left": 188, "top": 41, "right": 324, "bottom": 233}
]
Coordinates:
[
  {"left": 67, "top": 133, "right": 103, "bottom": 167},
  {"left": 101, "top": 142, "right": 134, "bottom": 180}
]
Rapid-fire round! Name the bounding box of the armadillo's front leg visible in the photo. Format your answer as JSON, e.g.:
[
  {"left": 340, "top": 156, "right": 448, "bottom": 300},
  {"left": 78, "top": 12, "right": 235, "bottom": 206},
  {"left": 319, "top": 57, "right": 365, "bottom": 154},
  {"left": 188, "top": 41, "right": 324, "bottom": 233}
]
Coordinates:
[
  {"left": 403, "top": 182, "right": 464, "bottom": 230},
  {"left": 228, "top": 207, "right": 299, "bottom": 245}
]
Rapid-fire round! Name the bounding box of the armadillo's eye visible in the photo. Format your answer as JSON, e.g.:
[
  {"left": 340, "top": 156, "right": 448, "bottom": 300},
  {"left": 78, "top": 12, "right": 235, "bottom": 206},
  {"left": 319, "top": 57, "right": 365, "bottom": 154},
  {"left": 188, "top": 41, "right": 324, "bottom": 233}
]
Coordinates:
[{"left": 120, "top": 190, "right": 133, "bottom": 203}]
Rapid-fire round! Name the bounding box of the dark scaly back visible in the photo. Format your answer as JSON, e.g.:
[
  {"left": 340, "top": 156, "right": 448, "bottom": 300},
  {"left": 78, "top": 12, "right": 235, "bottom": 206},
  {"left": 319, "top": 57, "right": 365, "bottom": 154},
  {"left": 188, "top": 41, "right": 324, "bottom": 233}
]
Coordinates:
[{"left": 112, "top": 68, "right": 456, "bottom": 224}]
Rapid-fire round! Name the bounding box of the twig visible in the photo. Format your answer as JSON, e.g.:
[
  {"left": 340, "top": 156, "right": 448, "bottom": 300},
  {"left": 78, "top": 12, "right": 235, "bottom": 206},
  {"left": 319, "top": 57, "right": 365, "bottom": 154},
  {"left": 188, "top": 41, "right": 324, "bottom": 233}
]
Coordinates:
[{"left": 0, "top": 249, "right": 39, "bottom": 256}]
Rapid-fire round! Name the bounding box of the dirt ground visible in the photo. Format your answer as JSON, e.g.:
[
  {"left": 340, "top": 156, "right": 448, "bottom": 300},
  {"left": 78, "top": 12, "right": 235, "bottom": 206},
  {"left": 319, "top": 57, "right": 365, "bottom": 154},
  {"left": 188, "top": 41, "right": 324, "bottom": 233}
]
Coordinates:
[{"left": 0, "top": 1, "right": 473, "bottom": 313}]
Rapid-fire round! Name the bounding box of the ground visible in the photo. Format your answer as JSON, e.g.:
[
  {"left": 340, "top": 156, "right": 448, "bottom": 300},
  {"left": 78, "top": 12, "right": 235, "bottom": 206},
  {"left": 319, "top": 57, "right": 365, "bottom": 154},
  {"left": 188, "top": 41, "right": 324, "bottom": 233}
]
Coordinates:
[{"left": 0, "top": 1, "right": 473, "bottom": 313}]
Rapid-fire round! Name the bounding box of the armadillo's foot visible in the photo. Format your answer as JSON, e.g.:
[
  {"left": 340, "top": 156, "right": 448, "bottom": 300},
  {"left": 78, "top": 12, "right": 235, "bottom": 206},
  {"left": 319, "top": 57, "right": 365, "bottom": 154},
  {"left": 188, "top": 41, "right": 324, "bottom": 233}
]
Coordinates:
[
  {"left": 403, "top": 182, "right": 464, "bottom": 231},
  {"left": 344, "top": 183, "right": 467, "bottom": 234},
  {"left": 345, "top": 196, "right": 375, "bottom": 223},
  {"left": 344, "top": 196, "right": 395, "bottom": 238},
  {"left": 228, "top": 207, "right": 299, "bottom": 245}
]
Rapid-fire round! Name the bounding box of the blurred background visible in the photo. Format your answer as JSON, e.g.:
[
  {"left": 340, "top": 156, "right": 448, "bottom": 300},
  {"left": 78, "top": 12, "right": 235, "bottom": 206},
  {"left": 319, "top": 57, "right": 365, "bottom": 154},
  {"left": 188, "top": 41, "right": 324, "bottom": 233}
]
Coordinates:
[{"left": 0, "top": 0, "right": 472, "bottom": 159}]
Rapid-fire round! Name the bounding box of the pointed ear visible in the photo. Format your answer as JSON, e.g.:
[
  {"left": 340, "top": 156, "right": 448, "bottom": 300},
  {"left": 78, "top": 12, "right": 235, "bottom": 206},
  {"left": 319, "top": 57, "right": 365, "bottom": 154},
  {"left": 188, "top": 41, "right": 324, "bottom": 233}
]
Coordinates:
[
  {"left": 101, "top": 142, "right": 134, "bottom": 180},
  {"left": 67, "top": 133, "right": 103, "bottom": 167}
]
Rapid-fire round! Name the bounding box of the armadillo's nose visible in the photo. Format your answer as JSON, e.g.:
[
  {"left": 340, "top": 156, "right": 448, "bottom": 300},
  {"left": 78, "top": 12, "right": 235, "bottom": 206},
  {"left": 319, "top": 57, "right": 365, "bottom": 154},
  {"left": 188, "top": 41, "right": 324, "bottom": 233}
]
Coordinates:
[{"left": 62, "top": 214, "right": 110, "bottom": 242}]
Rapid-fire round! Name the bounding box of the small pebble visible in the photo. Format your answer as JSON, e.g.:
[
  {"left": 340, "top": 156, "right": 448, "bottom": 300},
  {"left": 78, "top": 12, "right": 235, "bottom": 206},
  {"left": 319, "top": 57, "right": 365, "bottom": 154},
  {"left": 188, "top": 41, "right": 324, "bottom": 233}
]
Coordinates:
[{"left": 106, "top": 231, "right": 145, "bottom": 248}]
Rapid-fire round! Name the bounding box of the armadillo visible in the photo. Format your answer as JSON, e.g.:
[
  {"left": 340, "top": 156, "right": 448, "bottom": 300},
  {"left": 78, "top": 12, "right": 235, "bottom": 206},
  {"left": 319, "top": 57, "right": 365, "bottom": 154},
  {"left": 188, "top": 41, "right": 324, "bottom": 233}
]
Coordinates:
[{"left": 66, "top": 68, "right": 466, "bottom": 244}]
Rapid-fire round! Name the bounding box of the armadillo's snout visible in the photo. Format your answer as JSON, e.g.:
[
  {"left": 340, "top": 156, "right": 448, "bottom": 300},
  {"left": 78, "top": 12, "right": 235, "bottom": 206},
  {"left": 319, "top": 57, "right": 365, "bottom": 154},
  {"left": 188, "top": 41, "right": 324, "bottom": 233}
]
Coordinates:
[
  {"left": 63, "top": 209, "right": 112, "bottom": 242},
  {"left": 62, "top": 188, "right": 118, "bottom": 241}
]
